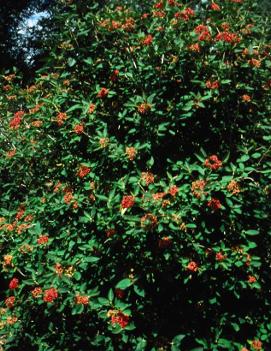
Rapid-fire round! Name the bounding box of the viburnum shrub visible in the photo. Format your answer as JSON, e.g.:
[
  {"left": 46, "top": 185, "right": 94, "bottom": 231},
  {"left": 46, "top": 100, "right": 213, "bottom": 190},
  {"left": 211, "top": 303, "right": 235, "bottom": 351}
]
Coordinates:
[{"left": 0, "top": 0, "right": 271, "bottom": 350}]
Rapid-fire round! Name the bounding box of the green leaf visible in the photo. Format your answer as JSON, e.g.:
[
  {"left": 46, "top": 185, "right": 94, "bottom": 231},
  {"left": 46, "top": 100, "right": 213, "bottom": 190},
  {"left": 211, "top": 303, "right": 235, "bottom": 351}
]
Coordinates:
[
  {"left": 30, "top": 221, "right": 42, "bottom": 235},
  {"left": 231, "top": 322, "right": 240, "bottom": 332},
  {"left": 194, "top": 153, "right": 205, "bottom": 162},
  {"left": 73, "top": 271, "right": 81, "bottom": 281},
  {"left": 124, "top": 322, "right": 136, "bottom": 331},
  {"left": 116, "top": 278, "right": 133, "bottom": 290},
  {"left": 85, "top": 256, "right": 100, "bottom": 263},
  {"left": 171, "top": 334, "right": 186, "bottom": 351},
  {"left": 217, "top": 338, "right": 232, "bottom": 348},
  {"left": 186, "top": 223, "right": 197, "bottom": 229},
  {"left": 71, "top": 304, "right": 84, "bottom": 315},
  {"left": 240, "top": 155, "right": 250, "bottom": 162},
  {"left": 97, "top": 297, "right": 110, "bottom": 306},
  {"left": 111, "top": 324, "right": 122, "bottom": 334},
  {"left": 245, "top": 229, "right": 260, "bottom": 236},
  {"left": 209, "top": 297, "right": 217, "bottom": 304},
  {"left": 134, "top": 285, "right": 145, "bottom": 297},
  {"left": 221, "top": 79, "right": 231, "bottom": 84},
  {"left": 68, "top": 57, "right": 76, "bottom": 67},
  {"left": 108, "top": 289, "right": 114, "bottom": 302},
  {"left": 83, "top": 57, "right": 93, "bottom": 65},
  {"left": 135, "top": 338, "right": 147, "bottom": 351},
  {"left": 66, "top": 104, "right": 82, "bottom": 113},
  {"left": 251, "top": 152, "right": 261, "bottom": 159}
]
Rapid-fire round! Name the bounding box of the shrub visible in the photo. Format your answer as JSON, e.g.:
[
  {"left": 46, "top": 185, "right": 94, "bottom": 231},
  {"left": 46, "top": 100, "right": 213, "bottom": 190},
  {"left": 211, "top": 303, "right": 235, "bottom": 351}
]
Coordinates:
[{"left": 0, "top": 0, "right": 270, "bottom": 350}]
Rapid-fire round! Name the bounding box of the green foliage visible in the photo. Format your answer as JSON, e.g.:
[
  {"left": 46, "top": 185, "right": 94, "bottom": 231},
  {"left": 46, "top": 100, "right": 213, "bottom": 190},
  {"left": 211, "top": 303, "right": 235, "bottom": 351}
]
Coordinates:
[{"left": 0, "top": 0, "right": 270, "bottom": 350}]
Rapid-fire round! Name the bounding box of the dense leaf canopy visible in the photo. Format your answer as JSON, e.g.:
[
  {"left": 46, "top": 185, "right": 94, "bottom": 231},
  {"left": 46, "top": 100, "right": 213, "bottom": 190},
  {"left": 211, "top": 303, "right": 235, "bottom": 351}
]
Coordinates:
[{"left": 0, "top": 0, "right": 270, "bottom": 350}]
